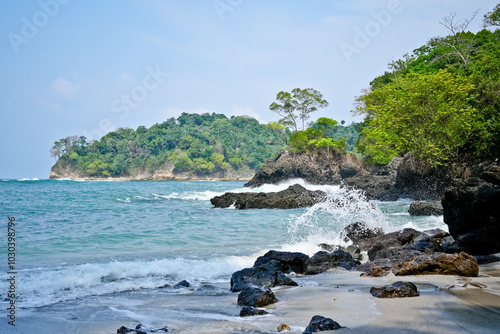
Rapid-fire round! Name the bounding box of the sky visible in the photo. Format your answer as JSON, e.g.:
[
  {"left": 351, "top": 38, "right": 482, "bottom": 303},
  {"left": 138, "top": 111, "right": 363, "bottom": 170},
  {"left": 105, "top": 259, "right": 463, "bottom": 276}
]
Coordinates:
[{"left": 1, "top": 0, "right": 497, "bottom": 179}]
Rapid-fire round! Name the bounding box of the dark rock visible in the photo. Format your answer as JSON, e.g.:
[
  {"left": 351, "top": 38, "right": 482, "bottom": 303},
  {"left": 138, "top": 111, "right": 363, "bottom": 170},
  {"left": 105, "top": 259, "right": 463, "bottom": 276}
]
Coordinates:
[
  {"left": 254, "top": 250, "right": 310, "bottom": 274},
  {"left": 117, "top": 324, "right": 170, "bottom": 334},
  {"left": 397, "top": 228, "right": 424, "bottom": 245},
  {"left": 303, "top": 315, "right": 344, "bottom": 333},
  {"left": 443, "top": 177, "right": 500, "bottom": 254},
  {"left": 394, "top": 251, "right": 479, "bottom": 277},
  {"left": 358, "top": 231, "right": 402, "bottom": 253},
  {"left": 237, "top": 284, "right": 278, "bottom": 307},
  {"left": 194, "top": 285, "right": 228, "bottom": 295},
  {"left": 244, "top": 150, "right": 363, "bottom": 188},
  {"left": 342, "top": 222, "right": 384, "bottom": 244},
  {"left": 210, "top": 184, "right": 326, "bottom": 209},
  {"left": 173, "top": 280, "right": 190, "bottom": 288},
  {"left": 318, "top": 243, "right": 340, "bottom": 252},
  {"left": 370, "top": 281, "right": 420, "bottom": 298},
  {"left": 343, "top": 173, "right": 398, "bottom": 201},
  {"left": 409, "top": 201, "right": 443, "bottom": 216},
  {"left": 304, "top": 250, "right": 360, "bottom": 275},
  {"left": 230, "top": 260, "right": 298, "bottom": 292},
  {"left": 405, "top": 237, "right": 443, "bottom": 253},
  {"left": 239, "top": 306, "right": 269, "bottom": 317}
]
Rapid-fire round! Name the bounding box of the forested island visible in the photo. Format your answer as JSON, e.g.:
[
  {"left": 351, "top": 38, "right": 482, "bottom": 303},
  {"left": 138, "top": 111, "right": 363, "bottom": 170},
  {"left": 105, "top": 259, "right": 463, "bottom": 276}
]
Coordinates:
[{"left": 49, "top": 111, "right": 358, "bottom": 180}]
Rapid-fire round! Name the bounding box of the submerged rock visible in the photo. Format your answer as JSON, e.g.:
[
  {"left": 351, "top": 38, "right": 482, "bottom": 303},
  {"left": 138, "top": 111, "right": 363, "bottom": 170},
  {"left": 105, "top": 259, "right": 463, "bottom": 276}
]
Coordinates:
[
  {"left": 409, "top": 201, "right": 443, "bottom": 216},
  {"left": 173, "top": 280, "right": 190, "bottom": 288},
  {"left": 117, "top": 324, "right": 170, "bottom": 333},
  {"left": 303, "top": 315, "right": 344, "bottom": 333},
  {"left": 370, "top": 281, "right": 420, "bottom": 298},
  {"left": 239, "top": 306, "right": 269, "bottom": 317},
  {"left": 210, "top": 184, "right": 326, "bottom": 209},
  {"left": 237, "top": 284, "right": 278, "bottom": 307}
]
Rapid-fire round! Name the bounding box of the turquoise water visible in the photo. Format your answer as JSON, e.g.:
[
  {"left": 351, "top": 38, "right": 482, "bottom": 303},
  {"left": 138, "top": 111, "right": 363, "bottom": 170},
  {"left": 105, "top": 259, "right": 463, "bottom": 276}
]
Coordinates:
[{"left": 0, "top": 179, "right": 446, "bottom": 333}]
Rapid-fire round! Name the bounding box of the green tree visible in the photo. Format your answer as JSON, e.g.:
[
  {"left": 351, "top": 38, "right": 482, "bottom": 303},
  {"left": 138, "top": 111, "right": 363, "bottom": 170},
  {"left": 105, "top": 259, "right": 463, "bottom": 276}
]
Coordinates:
[
  {"left": 269, "top": 88, "right": 329, "bottom": 132},
  {"left": 484, "top": 3, "right": 500, "bottom": 27},
  {"left": 355, "top": 70, "right": 478, "bottom": 165}
]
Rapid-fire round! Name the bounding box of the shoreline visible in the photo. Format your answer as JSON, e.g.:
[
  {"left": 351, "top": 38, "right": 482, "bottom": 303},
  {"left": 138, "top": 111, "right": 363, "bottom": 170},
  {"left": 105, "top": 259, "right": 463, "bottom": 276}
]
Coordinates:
[{"left": 9, "top": 261, "right": 500, "bottom": 334}]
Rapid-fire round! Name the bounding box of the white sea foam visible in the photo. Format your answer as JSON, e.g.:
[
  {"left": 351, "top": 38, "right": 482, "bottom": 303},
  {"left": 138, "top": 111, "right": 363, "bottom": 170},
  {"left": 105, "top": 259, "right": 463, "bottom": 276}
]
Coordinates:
[
  {"left": 282, "top": 184, "right": 390, "bottom": 256},
  {"left": 0, "top": 256, "right": 246, "bottom": 308}
]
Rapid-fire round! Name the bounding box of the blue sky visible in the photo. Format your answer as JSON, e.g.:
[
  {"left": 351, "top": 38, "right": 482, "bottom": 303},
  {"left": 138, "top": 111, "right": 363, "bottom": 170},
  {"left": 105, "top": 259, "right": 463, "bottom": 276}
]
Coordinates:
[{"left": 1, "top": 0, "right": 497, "bottom": 179}]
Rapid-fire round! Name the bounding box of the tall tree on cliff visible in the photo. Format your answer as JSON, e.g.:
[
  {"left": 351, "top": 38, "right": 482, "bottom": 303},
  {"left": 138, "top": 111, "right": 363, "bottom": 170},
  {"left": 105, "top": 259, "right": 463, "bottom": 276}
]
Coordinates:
[{"left": 269, "top": 88, "right": 329, "bottom": 132}]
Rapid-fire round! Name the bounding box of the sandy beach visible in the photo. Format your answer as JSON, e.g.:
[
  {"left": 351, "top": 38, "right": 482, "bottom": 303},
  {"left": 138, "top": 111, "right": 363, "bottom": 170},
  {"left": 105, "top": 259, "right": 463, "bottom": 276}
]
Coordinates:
[
  {"left": 95, "top": 260, "right": 500, "bottom": 334},
  {"left": 174, "top": 260, "right": 500, "bottom": 334}
]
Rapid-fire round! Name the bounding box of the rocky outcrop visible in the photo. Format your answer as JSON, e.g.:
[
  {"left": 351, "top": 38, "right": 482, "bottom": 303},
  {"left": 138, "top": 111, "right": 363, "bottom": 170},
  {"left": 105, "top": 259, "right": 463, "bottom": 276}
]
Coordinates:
[
  {"left": 244, "top": 150, "right": 363, "bottom": 188},
  {"left": 394, "top": 252, "right": 479, "bottom": 277},
  {"left": 370, "top": 281, "right": 419, "bottom": 298},
  {"left": 210, "top": 184, "right": 326, "bottom": 209},
  {"left": 237, "top": 284, "right": 278, "bottom": 307},
  {"left": 408, "top": 201, "right": 443, "bottom": 216},
  {"left": 303, "top": 315, "right": 344, "bottom": 333},
  {"left": 443, "top": 174, "right": 500, "bottom": 255}
]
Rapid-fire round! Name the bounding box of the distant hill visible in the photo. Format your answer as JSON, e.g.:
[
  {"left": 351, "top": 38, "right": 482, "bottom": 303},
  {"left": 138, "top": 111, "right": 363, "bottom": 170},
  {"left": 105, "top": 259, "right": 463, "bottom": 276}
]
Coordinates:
[{"left": 49, "top": 113, "right": 287, "bottom": 180}]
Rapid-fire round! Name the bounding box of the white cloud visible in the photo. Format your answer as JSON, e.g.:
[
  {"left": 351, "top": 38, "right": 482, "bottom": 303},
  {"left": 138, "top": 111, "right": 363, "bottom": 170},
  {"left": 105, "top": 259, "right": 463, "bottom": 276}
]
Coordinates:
[{"left": 51, "top": 76, "right": 77, "bottom": 98}]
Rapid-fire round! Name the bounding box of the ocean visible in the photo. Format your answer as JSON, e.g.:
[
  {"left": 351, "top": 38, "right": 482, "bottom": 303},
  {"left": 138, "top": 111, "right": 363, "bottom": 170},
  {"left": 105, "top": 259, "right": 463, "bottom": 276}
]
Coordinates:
[{"left": 0, "top": 178, "right": 447, "bottom": 333}]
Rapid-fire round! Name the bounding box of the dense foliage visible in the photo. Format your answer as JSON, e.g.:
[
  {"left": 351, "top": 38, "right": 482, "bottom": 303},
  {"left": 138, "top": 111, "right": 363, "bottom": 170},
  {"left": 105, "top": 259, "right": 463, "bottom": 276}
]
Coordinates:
[
  {"left": 355, "top": 15, "right": 500, "bottom": 165},
  {"left": 51, "top": 113, "right": 287, "bottom": 177}
]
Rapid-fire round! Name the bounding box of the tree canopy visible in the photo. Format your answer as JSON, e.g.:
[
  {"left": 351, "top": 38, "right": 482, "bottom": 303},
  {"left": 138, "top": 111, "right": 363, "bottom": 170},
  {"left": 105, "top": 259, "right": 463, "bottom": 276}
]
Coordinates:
[
  {"left": 51, "top": 113, "right": 287, "bottom": 177},
  {"left": 354, "top": 7, "right": 500, "bottom": 165},
  {"left": 269, "top": 88, "right": 329, "bottom": 132}
]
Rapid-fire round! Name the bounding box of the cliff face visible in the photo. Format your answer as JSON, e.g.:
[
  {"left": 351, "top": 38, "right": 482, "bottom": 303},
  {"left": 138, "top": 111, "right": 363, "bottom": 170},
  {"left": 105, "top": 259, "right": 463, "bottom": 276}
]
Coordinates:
[
  {"left": 244, "top": 150, "right": 364, "bottom": 188},
  {"left": 244, "top": 150, "right": 499, "bottom": 201},
  {"left": 49, "top": 159, "right": 255, "bottom": 181}
]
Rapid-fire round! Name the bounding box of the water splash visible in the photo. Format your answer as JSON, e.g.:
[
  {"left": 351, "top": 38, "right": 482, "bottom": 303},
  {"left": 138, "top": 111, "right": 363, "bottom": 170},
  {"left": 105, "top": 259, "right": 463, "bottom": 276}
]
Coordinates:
[{"left": 282, "top": 184, "right": 389, "bottom": 256}]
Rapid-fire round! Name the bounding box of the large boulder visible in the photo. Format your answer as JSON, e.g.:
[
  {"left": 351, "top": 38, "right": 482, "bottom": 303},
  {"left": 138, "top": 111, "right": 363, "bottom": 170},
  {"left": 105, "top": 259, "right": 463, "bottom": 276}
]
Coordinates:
[
  {"left": 237, "top": 284, "right": 278, "bottom": 307},
  {"left": 244, "top": 150, "right": 363, "bottom": 188},
  {"left": 443, "top": 176, "right": 500, "bottom": 255},
  {"left": 253, "top": 250, "right": 310, "bottom": 274},
  {"left": 370, "top": 281, "right": 419, "bottom": 298},
  {"left": 230, "top": 260, "right": 298, "bottom": 292},
  {"left": 394, "top": 252, "right": 479, "bottom": 277},
  {"left": 210, "top": 184, "right": 325, "bottom": 209}
]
